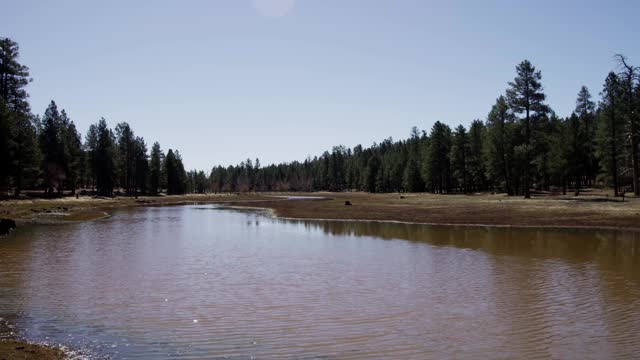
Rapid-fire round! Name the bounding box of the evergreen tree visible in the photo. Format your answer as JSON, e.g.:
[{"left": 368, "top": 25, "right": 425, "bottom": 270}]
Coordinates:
[
  {"left": 0, "top": 38, "right": 31, "bottom": 113},
  {"left": 467, "top": 120, "right": 486, "bottom": 191},
  {"left": 596, "top": 72, "right": 623, "bottom": 196},
  {"left": 328, "top": 146, "right": 347, "bottom": 191},
  {"left": 39, "top": 101, "right": 65, "bottom": 194},
  {"left": 210, "top": 166, "right": 226, "bottom": 193},
  {"left": 567, "top": 113, "right": 584, "bottom": 195},
  {"left": 134, "top": 137, "right": 149, "bottom": 195},
  {"left": 575, "top": 86, "right": 597, "bottom": 185},
  {"left": 403, "top": 128, "right": 424, "bottom": 192},
  {"left": 94, "top": 118, "right": 116, "bottom": 196},
  {"left": 363, "top": 154, "right": 380, "bottom": 193},
  {"left": 547, "top": 114, "right": 570, "bottom": 194},
  {"left": 485, "top": 96, "right": 516, "bottom": 194},
  {"left": 60, "top": 110, "right": 83, "bottom": 194},
  {"left": 11, "top": 112, "right": 41, "bottom": 195},
  {"left": 149, "top": 142, "right": 164, "bottom": 195},
  {"left": 165, "top": 149, "right": 187, "bottom": 195},
  {"left": 84, "top": 124, "right": 99, "bottom": 191},
  {"left": 0, "top": 99, "right": 13, "bottom": 191},
  {"left": 506, "top": 60, "right": 548, "bottom": 198},
  {"left": 615, "top": 55, "right": 640, "bottom": 195},
  {"left": 0, "top": 38, "right": 35, "bottom": 194},
  {"left": 115, "top": 122, "right": 136, "bottom": 194},
  {"left": 451, "top": 125, "right": 469, "bottom": 192},
  {"left": 424, "top": 121, "right": 452, "bottom": 193},
  {"left": 403, "top": 156, "right": 423, "bottom": 192},
  {"left": 531, "top": 112, "right": 554, "bottom": 192},
  {"left": 165, "top": 149, "right": 177, "bottom": 194}
]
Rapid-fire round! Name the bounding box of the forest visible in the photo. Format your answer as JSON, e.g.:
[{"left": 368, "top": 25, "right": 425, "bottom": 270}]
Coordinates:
[{"left": 1, "top": 36, "right": 639, "bottom": 199}]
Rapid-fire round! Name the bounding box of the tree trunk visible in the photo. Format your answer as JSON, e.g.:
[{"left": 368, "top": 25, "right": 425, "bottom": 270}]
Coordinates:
[
  {"left": 611, "top": 104, "right": 619, "bottom": 197},
  {"left": 524, "top": 107, "right": 531, "bottom": 198},
  {"left": 631, "top": 119, "right": 640, "bottom": 195}
]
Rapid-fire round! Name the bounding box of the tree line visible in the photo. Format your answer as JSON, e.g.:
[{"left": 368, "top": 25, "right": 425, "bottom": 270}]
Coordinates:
[
  {"left": 2, "top": 37, "right": 639, "bottom": 199},
  {"left": 0, "top": 37, "right": 189, "bottom": 197},
  {"left": 210, "top": 58, "right": 640, "bottom": 198}
]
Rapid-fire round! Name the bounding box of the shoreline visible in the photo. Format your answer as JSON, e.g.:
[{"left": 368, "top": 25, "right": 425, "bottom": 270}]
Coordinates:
[
  {"left": 0, "top": 340, "right": 67, "bottom": 360},
  {"left": 1, "top": 191, "right": 640, "bottom": 232},
  {"left": 265, "top": 214, "right": 640, "bottom": 233},
  {"left": 224, "top": 206, "right": 640, "bottom": 233},
  {"left": 221, "top": 192, "right": 640, "bottom": 233},
  {"left": 0, "top": 318, "right": 67, "bottom": 360}
]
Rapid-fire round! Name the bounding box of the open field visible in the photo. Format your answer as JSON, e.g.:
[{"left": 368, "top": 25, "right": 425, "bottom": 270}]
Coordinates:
[
  {"left": 227, "top": 191, "right": 640, "bottom": 231},
  {"left": 0, "top": 190, "right": 639, "bottom": 231}
]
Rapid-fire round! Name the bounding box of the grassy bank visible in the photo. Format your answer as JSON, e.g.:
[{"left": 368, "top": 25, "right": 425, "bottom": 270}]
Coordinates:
[
  {"left": 0, "top": 193, "right": 268, "bottom": 224},
  {"left": 1, "top": 191, "right": 639, "bottom": 231},
  {"left": 227, "top": 191, "right": 640, "bottom": 231}
]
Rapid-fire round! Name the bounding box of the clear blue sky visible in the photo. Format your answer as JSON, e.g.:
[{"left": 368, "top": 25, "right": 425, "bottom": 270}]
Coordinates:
[{"left": 3, "top": 0, "right": 639, "bottom": 170}]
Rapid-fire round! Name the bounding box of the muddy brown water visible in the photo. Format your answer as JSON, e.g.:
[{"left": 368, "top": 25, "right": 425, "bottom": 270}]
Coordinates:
[{"left": 1, "top": 205, "right": 639, "bottom": 359}]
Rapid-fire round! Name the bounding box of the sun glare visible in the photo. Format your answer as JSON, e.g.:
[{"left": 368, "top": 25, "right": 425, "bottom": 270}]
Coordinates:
[{"left": 253, "top": 0, "right": 295, "bottom": 18}]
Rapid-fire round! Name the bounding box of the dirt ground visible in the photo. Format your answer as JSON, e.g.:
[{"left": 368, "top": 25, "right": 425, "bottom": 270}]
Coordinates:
[
  {"left": 0, "top": 340, "right": 66, "bottom": 360},
  {"left": 224, "top": 191, "right": 640, "bottom": 231}
]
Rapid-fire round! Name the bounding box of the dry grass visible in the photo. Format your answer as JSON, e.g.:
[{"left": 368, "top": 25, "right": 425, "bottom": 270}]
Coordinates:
[
  {"left": 0, "top": 193, "right": 267, "bottom": 224},
  {"left": 227, "top": 192, "right": 640, "bottom": 231},
  {"left": 1, "top": 191, "right": 639, "bottom": 230}
]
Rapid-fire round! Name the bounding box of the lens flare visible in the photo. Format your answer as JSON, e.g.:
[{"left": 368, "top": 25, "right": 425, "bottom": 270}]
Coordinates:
[{"left": 253, "top": 0, "right": 295, "bottom": 18}]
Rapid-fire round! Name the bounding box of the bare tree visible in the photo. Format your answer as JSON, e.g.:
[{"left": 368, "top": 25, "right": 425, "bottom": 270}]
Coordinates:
[{"left": 615, "top": 54, "right": 640, "bottom": 195}]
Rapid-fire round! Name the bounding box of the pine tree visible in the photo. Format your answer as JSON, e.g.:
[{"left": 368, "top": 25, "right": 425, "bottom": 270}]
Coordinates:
[
  {"left": 566, "top": 113, "right": 584, "bottom": 195},
  {"left": 596, "top": 72, "right": 623, "bottom": 196},
  {"left": 467, "top": 120, "right": 486, "bottom": 191},
  {"left": 39, "top": 101, "right": 64, "bottom": 194},
  {"left": 485, "top": 96, "right": 516, "bottom": 195},
  {"left": 134, "top": 137, "right": 149, "bottom": 195},
  {"left": 85, "top": 124, "right": 99, "bottom": 191},
  {"left": 363, "top": 154, "right": 380, "bottom": 193},
  {"left": 165, "top": 149, "right": 187, "bottom": 195},
  {"left": 615, "top": 55, "right": 640, "bottom": 195},
  {"left": 329, "top": 146, "right": 347, "bottom": 191},
  {"left": 451, "top": 125, "right": 469, "bottom": 193},
  {"left": 149, "top": 142, "right": 164, "bottom": 195},
  {"left": 0, "top": 38, "right": 35, "bottom": 195},
  {"left": 547, "top": 114, "right": 570, "bottom": 194},
  {"left": 424, "top": 121, "right": 452, "bottom": 193},
  {"left": 0, "top": 99, "right": 13, "bottom": 192},
  {"left": 115, "top": 122, "right": 136, "bottom": 194},
  {"left": 575, "top": 86, "right": 597, "bottom": 185},
  {"left": 11, "top": 112, "right": 41, "bottom": 195},
  {"left": 94, "top": 118, "right": 116, "bottom": 196},
  {"left": 506, "top": 60, "right": 548, "bottom": 198},
  {"left": 0, "top": 38, "right": 31, "bottom": 113},
  {"left": 402, "top": 157, "right": 421, "bottom": 192},
  {"left": 60, "top": 110, "right": 83, "bottom": 194}
]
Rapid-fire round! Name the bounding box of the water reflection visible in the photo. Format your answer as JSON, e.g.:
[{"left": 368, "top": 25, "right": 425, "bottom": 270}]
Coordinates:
[
  {"left": 0, "top": 205, "right": 639, "bottom": 359},
  {"left": 289, "top": 219, "right": 640, "bottom": 280}
]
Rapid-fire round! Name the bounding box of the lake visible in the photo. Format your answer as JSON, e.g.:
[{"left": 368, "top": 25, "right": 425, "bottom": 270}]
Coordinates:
[{"left": 1, "top": 204, "right": 639, "bottom": 359}]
